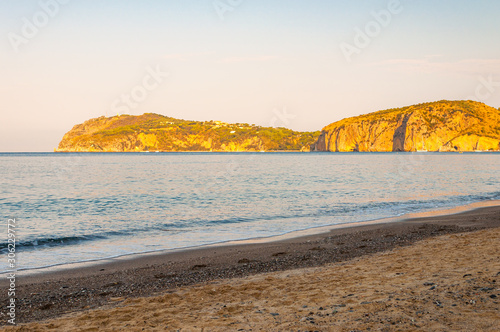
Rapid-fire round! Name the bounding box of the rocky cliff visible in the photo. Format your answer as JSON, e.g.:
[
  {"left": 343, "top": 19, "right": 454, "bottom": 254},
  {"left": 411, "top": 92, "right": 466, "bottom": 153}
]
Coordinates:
[
  {"left": 56, "top": 113, "right": 320, "bottom": 152},
  {"left": 311, "top": 100, "right": 500, "bottom": 152}
]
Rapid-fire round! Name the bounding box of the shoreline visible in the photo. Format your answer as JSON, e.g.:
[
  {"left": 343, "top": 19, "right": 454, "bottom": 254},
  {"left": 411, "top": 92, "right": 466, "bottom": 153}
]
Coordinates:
[
  {"left": 4, "top": 151, "right": 500, "bottom": 154},
  {"left": 1, "top": 204, "right": 499, "bottom": 325},
  {"left": 7, "top": 199, "right": 500, "bottom": 277},
  {"left": 9, "top": 225, "right": 499, "bottom": 331}
]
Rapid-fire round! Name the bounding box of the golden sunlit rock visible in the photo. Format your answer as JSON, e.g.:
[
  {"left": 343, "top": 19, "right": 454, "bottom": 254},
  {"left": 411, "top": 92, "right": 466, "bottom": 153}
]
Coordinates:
[{"left": 312, "top": 100, "right": 500, "bottom": 152}]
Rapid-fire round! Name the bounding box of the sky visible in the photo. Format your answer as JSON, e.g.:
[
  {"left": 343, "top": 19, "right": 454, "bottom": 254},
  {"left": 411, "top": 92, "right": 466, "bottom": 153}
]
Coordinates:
[{"left": 1, "top": 0, "right": 500, "bottom": 152}]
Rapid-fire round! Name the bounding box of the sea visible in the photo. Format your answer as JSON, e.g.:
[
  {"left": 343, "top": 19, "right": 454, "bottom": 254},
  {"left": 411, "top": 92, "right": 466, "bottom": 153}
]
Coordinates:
[{"left": 1, "top": 152, "right": 499, "bottom": 274}]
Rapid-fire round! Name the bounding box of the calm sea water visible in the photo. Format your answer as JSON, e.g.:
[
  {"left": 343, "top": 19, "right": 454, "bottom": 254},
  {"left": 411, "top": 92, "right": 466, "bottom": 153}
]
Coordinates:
[{"left": 1, "top": 152, "right": 499, "bottom": 273}]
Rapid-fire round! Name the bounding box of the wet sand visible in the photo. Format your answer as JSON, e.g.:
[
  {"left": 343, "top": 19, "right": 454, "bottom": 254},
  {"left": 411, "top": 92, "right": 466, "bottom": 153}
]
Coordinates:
[{"left": 1, "top": 205, "right": 499, "bottom": 330}]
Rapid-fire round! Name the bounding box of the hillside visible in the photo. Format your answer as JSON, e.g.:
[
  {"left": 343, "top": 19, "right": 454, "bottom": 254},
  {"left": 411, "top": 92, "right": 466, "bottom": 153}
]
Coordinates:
[
  {"left": 311, "top": 100, "right": 500, "bottom": 152},
  {"left": 56, "top": 113, "right": 320, "bottom": 152}
]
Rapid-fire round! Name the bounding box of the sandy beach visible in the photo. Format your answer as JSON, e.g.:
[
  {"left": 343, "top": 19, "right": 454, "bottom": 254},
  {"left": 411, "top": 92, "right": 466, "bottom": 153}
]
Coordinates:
[{"left": 1, "top": 205, "right": 499, "bottom": 331}]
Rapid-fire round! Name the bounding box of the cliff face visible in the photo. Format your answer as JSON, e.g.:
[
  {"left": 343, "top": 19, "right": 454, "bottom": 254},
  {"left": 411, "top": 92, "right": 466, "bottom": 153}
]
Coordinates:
[
  {"left": 56, "top": 113, "right": 320, "bottom": 152},
  {"left": 311, "top": 101, "right": 500, "bottom": 152}
]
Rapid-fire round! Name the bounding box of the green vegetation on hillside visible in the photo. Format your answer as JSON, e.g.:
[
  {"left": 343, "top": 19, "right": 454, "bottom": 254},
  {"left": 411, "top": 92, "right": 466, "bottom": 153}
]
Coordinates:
[{"left": 57, "top": 113, "right": 320, "bottom": 152}]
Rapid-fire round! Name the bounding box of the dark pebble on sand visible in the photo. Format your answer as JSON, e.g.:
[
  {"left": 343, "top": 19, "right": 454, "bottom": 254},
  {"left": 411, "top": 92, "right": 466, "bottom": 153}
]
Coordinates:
[
  {"left": 270, "top": 313, "right": 279, "bottom": 316},
  {"left": 39, "top": 303, "right": 53, "bottom": 310},
  {"left": 191, "top": 264, "right": 207, "bottom": 270},
  {"left": 490, "top": 295, "right": 497, "bottom": 299},
  {"left": 237, "top": 258, "right": 251, "bottom": 264}
]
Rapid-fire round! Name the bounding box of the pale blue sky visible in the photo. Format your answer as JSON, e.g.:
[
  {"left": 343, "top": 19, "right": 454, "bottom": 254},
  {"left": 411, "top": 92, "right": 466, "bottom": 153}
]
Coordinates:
[{"left": 1, "top": 0, "right": 499, "bottom": 151}]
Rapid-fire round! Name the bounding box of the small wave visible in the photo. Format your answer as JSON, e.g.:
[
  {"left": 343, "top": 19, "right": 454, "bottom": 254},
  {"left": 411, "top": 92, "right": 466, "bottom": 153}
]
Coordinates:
[
  {"left": 206, "top": 217, "right": 253, "bottom": 224},
  {"left": 182, "top": 191, "right": 500, "bottom": 227},
  {"left": 320, "top": 192, "right": 500, "bottom": 217},
  {"left": 0, "top": 234, "right": 108, "bottom": 253}
]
